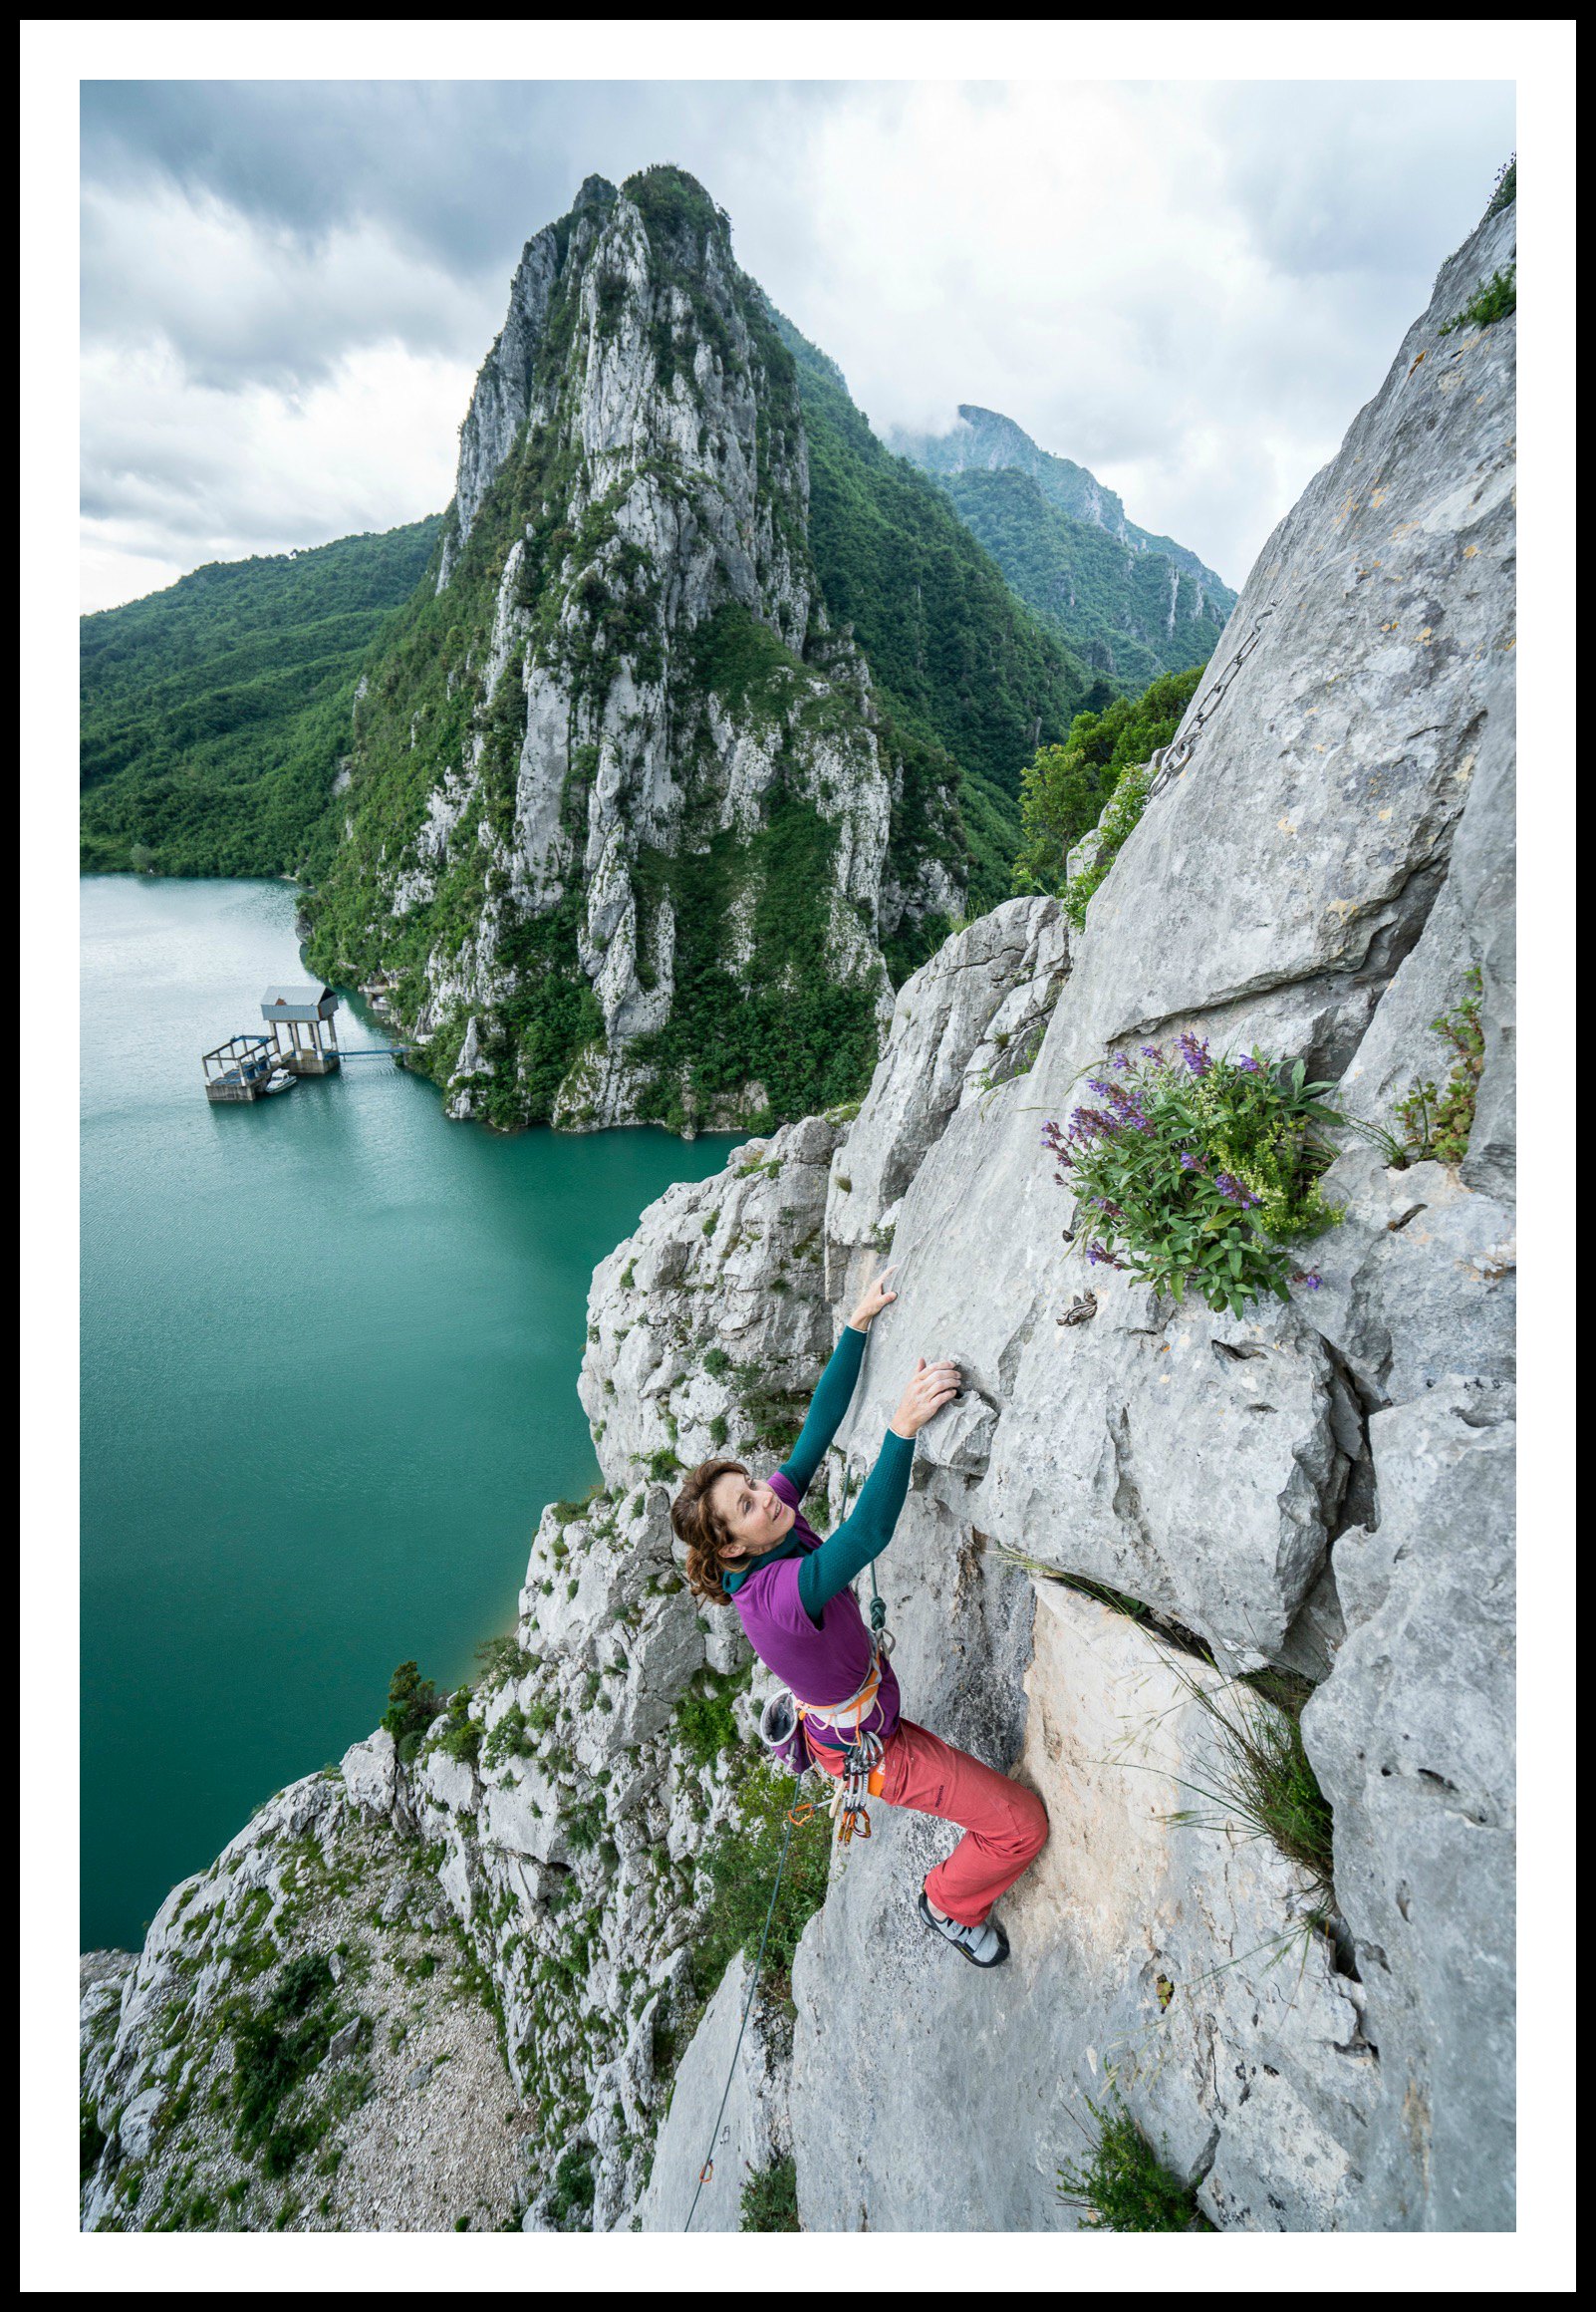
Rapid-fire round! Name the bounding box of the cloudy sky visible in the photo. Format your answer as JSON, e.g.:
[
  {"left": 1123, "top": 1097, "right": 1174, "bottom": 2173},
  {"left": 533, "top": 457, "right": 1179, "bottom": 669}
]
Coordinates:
[{"left": 80, "top": 78, "right": 1514, "bottom": 614}]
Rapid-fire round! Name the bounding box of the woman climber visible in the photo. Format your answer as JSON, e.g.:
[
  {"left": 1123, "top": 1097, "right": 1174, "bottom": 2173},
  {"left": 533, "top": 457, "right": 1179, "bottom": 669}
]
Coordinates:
[{"left": 669, "top": 1266, "right": 1048, "bottom": 1968}]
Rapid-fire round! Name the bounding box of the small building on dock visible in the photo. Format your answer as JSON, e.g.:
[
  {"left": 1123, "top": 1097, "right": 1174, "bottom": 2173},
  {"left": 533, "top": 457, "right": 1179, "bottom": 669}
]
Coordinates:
[
  {"left": 201, "top": 1032, "right": 277, "bottom": 1103},
  {"left": 261, "top": 985, "right": 341, "bottom": 1075}
]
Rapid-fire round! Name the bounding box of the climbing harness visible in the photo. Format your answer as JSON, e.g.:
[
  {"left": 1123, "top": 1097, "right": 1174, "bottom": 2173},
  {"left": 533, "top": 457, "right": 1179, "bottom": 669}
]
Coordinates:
[
  {"left": 682, "top": 1771, "right": 806, "bottom": 2233},
  {"left": 1146, "top": 606, "right": 1277, "bottom": 800}
]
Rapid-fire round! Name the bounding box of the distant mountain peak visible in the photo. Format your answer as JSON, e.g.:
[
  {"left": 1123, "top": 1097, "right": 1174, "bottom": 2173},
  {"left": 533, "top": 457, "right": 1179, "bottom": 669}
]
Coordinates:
[{"left": 889, "top": 404, "right": 1230, "bottom": 599}]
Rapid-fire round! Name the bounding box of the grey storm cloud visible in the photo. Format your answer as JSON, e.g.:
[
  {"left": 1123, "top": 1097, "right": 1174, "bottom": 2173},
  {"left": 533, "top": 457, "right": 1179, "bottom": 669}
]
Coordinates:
[{"left": 79, "top": 79, "right": 1514, "bottom": 613}]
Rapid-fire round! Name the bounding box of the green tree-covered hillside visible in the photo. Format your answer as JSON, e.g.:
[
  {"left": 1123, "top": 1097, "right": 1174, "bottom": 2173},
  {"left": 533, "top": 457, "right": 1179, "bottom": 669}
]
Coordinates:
[
  {"left": 771, "top": 315, "right": 1094, "bottom": 916},
  {"left": 80, "top": 518, "right": 443, "bottom": 878},
  {"left": 936, "top": 466, "right": 1234, "bottom": 694}
]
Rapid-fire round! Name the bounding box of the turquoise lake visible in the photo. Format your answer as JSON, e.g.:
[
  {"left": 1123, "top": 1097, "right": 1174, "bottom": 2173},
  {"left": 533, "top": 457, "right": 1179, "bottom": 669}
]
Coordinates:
[{"left": 80, "top": 876, "right": 740, "bottom": 1951}]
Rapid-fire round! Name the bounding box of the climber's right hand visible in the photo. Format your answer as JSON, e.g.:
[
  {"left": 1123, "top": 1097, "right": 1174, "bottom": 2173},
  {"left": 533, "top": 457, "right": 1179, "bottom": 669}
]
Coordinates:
[{"left": 889, "top": 1357, "right": 962, "bottom": 1439}]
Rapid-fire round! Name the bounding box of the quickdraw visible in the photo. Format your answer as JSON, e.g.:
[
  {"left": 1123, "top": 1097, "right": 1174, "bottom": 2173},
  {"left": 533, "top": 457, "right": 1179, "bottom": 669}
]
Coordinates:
[{"left": 828, "top": 1729, "right": 885, "bottom": 1845}]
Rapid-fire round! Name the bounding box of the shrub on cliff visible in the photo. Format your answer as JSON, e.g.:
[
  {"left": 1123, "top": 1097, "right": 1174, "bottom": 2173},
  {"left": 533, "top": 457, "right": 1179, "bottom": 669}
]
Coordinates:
[
  {"left": 382, "top": 1660, "right": 442, "bottom": 1758},
  {"left": 1043, "top": 1035, "right": 1341, "bottom": 1315},
  {"left": 1057, "top": 2093, "right": 1210, "bottom": 2231},
  {"left": 1011, "top": 664, "right": 1203, "bottom": 899}
]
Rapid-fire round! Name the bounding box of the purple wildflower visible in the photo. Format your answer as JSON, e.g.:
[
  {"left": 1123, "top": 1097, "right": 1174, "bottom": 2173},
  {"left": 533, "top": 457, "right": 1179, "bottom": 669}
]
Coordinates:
[
  {"left": 1085, "top": 1242, "right": 1124, "bottom": 1269},
  {"left": 1087, "top": 1077, "right": 1113, "bottom": 1097},
  {"left": 1112, "top": 1052, "right": 1133, "bottom": 1072},
  {"left": 1215, "top": 1172, "right": 1261, "bottom": 1209},
  {"left": 1292, "top": 1270, "right": 1323, "bottom": 1291},
  {"left": 1141, "top": 1044, "right": 1164, "bottom": 1062},
  {"left": 1177, "top": 1030, "right": 1212, "bottom": 1076},
  {"left": 1179, "top": 1151, "right": 1204, "bottom": 1172},
  {"left": 1237, "top": 1053, "right": 1262, "bottom": 1074}
]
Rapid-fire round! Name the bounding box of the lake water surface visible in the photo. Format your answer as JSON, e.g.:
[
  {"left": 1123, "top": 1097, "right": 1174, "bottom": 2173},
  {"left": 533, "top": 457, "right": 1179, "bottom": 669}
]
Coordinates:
[{"left": 80, "top": 877, "right": 739, "bottom": 1950}]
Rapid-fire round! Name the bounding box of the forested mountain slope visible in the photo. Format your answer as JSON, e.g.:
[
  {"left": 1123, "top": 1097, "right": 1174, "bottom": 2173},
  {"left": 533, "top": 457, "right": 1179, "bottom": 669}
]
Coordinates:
[
  {"left": 300, "top": 169, "right": 1089, "bottom": 1132},
  {"left": 891, "top": 403, "right": 1237, "bottom": 690},
  {"left": 79, "top": 519, "right": 442, "bottom": 878}
]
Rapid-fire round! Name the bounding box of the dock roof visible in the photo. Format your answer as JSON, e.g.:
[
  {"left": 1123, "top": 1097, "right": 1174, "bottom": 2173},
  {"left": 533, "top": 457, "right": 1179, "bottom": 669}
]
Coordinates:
[{"left": 260, "top": 984, "right": 338, "bottom": 1021}]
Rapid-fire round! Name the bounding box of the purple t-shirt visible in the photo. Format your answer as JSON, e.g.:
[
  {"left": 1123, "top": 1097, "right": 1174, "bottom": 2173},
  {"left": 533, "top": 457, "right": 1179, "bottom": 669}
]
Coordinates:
[{"left": 730, "top": 1471, "right": 901, "bottom": 1747}]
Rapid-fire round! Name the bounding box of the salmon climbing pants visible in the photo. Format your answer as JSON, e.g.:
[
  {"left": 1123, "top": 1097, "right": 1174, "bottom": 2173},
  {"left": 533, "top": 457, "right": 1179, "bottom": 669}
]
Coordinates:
[{"left": 807, "top": 1716, "right": 1049, "bottom": 1926}]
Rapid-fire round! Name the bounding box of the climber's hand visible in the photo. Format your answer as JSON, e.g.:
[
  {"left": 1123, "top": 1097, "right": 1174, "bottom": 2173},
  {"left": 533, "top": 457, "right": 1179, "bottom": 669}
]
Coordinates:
[
  {"left": 850, "top": 1262, "right": 900, "bottom": 1331},
  {"left": 889, "top": 1356, "right": 962, "bottom": 1439}
]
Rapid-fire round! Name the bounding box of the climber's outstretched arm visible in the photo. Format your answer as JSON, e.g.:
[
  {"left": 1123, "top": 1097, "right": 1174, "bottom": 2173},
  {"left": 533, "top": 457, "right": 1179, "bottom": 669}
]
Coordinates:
[
  {"left": 777, "top": 1322, "right": 867, "bottom": 1501},
  {"left": 776, "top": 1264, "right": 900, "bottom": 1500},
  {"left": 796, "top": 1353, "right": 960, "bottom": 1623},
  {"left": 796, "top": 1426, "right": 915, "bottom": 1619}
]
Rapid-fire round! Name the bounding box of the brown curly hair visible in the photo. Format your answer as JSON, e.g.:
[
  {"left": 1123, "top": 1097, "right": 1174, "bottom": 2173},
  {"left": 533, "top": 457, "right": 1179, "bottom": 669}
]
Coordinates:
[{"left": 669, "top": 1458, "right": 749, "bottom": 1605}]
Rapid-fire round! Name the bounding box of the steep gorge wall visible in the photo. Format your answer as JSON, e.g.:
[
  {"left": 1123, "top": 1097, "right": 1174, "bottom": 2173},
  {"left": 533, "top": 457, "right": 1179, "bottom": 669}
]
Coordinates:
[
  {"left": 781, "top": 192, "right": 1516, "bottom": 2232},
  {"left": 81, "top": 195, "right": 1513, "bottom": 2235},
  {"left": 304, "top": 167, "right": 1089, "bottom": 1138}
]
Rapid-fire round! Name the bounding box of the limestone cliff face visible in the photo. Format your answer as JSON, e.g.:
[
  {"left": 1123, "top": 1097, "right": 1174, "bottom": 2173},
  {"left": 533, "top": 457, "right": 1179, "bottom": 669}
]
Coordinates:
[
  {"left": 779, "top": 192, "right": 1515, "bottom": 2232},
  {"left": 82, "top": 192, "right": 1513, "bottom": 2236},
  {"left": 584, "top": 188, "right": 1516, "bottom": 2231},
  {"left": 306, "top": 166, "right": 967, "bottom": 1135}
]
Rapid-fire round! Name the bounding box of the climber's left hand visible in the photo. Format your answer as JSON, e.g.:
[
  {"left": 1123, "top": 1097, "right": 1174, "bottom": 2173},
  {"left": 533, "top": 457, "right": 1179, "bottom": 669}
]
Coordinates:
[{"left": 850, "top": 1263, "right": 899, "bottom": 1330}]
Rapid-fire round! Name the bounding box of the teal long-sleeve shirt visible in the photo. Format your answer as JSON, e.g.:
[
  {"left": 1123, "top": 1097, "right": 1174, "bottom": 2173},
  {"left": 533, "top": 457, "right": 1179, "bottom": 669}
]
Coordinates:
[{"left": 722, "top": 1321, "right": 915, "bottom": 1625}]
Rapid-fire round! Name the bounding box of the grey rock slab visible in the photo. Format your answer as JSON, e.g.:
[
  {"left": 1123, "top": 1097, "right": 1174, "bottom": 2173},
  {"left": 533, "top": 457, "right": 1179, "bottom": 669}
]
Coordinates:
[
  {"left": 826, "top": 897, "right": 1067, "bottom": 1292},
  {"left": 117, "top": 2085, "right": 166, "bottom": 2164},
  {"left": 791, "top": 1583, "right": 1368, "bottom": 2232},
  {"left": 1309, "top": 1146, "right": 1514, "bottom": 1405},
  {"left": 340, "top": 1728, "right": 398, "bottom": 1820},
  {"left": 1302, "top": 1380, "right": 1515, "bottom": 2229},
  {"left": 1044, "top": 205, "right": 1514, "bottom": 1062},
  {"left": 634, "top": 1951, "right": 787, "bottom": 2231}
]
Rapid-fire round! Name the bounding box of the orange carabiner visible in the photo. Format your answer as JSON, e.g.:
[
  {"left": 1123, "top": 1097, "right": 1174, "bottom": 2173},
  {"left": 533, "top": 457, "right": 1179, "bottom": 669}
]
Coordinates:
[{"left": 787, "top": 1800, "right": 816, "bottom": 1827}]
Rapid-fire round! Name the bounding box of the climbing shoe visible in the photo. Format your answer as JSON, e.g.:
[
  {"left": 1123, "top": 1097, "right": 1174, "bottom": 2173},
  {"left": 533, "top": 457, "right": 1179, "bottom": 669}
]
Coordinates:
[{"left": 918, "top": 1885, "right": 1010, "bottom": 1967}]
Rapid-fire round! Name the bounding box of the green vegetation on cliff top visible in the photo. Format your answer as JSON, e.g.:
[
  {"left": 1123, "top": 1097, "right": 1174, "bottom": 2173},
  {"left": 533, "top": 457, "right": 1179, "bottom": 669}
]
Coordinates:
[
  {"left": 79, "top": 518, "right": 443, "bottom": 878},
  {"left": 1013, "top": 663, "right": 1204, "bottom": 900},
  {"left": 771, "top": 309, "right": 1092, "bottom": 915}
]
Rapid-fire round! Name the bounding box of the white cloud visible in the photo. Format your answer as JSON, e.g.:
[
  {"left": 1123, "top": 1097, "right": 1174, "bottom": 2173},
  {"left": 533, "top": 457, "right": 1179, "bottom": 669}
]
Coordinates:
[
  {"left": 722, "top": 81, "right": 1513, "bottom": 587},
  {"left": 80, "top": 79, "right": 1514, "bottom": 612},
  {"left": 80, "top": 337, "right": 471, "bottom": 610}
]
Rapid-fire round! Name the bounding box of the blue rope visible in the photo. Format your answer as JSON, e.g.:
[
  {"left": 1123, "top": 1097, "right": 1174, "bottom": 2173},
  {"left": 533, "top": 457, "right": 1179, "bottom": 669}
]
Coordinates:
[{"left": 682, "top": 1777, "right": 805, "bottom": 2232}]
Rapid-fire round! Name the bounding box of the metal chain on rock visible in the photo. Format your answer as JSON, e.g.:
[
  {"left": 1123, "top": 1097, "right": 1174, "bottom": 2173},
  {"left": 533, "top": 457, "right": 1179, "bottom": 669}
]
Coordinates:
[{"left": 1147, "top": 605, "right": 1277, "bottom": 800}]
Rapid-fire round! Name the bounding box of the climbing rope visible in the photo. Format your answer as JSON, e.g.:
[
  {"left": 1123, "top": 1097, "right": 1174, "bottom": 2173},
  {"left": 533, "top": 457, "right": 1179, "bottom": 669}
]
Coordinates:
[
  {"left": 1147, "top": 605, "right": 1277, "bottom": 799},
  {"left": 682, "top": 1772, "right": 808, "bottom": 2233},
  {"left": 681, "top": 1395, "right": 901, "bottom": 2224}
]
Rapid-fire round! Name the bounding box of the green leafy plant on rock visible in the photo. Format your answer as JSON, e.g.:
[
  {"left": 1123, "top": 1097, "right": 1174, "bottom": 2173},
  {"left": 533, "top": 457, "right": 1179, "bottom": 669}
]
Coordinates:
[
  {"left": 1393, "top": 968, "right": 1485, "bottom": 1164},
  {"left": 382, "top": 1660, "right": 442, "bottom": 1762},
  {"left": 431, "top": 1684, "right": 481, "bottom": 1766},
  {"left": 740, "top": 2153, "right": 800, "bottom": 2230},
  {"left": 674, "top": 1664, "right": 747, "bottom": 1767},
  {"left": 228, "top": 1952, "right": 339, "bottom": 2178},
  {"left": 691, "top": 1763, "right": 832, "bottom": 2013},
  {"left": 1057, "top": 2092, "right": 1211, "bottom": 2231},
  {"left": 1061, "top": 759, "right": 1153, "bottom": 928},
  {"left": 1013, "top": 664, "right": 1203, "bottom": 903},
  {"left": 546, "top": 2143, "right": 596, "bottom": 2230},
  {"left": 1440, "top": 265, "right": 1516, "bottom": 337},
  {"left": 1043, "top": 1035, "right": 1341, "bottom": 1315}
]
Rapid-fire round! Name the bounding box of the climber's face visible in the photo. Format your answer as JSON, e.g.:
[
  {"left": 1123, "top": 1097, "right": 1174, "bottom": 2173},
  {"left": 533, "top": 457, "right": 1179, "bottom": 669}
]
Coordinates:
[{"left": 708, "top": 1470, "right": 796, "bottom": 1560}]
